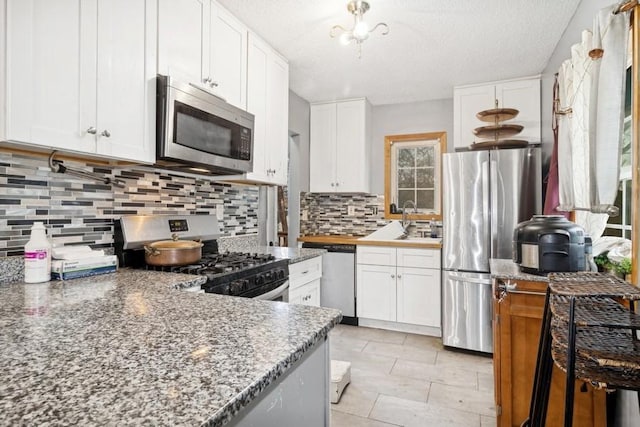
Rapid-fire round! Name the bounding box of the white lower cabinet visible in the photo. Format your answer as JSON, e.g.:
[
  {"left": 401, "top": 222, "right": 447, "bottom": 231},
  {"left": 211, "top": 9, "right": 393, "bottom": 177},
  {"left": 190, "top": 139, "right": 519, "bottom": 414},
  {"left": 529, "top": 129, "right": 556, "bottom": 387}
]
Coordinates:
[
  {"left": 356, "top": 246, "right": 441, "bottom": 329},
  {"left": 288, "top": 256, "right": 322, "bottom": 307}
]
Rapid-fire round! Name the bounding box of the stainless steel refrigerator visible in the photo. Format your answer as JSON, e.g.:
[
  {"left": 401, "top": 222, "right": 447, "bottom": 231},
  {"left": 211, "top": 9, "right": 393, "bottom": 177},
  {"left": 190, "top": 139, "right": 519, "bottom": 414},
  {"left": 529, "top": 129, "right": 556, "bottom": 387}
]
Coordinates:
[{"left": 442, "top": 147, "right": 541, "bottom": 353}]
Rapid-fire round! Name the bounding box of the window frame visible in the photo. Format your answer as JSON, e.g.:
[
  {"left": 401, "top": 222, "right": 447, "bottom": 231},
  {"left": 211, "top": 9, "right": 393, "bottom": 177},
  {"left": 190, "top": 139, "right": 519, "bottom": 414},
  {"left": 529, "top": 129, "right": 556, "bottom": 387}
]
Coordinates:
[{"left": 384, "top": 131, "right": 446, "bottom": 221}]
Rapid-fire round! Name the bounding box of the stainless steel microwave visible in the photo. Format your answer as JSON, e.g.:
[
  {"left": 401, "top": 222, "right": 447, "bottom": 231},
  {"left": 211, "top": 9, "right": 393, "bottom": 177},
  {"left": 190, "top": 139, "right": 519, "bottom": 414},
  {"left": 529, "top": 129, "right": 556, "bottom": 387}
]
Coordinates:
[{"left": 155, "top": 75, "right": 254, "bottom": 175}]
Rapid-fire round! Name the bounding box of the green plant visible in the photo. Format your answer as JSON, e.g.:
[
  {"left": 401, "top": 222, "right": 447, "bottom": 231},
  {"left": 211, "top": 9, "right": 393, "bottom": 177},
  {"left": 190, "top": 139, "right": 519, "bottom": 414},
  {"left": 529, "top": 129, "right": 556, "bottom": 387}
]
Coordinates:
[
  {"left": 614, "top": 258, "right": 632, "bottom": 276},
  {"left": 594, "top": 252, "right": 612, "bottom": 271}
]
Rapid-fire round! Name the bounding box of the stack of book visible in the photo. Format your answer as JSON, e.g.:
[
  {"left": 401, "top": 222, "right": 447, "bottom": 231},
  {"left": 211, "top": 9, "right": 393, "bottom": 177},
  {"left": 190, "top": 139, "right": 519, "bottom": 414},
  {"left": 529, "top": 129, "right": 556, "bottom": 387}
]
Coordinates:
[{"left": 51, "top": 246, "right": 117, "bottom": 280}]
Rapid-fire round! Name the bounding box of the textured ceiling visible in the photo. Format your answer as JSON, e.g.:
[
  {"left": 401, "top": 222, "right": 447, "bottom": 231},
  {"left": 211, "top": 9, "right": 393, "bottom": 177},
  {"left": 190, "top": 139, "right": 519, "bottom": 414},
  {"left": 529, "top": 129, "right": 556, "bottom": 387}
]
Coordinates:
[{"left": 217, "top": 0, "right": 582, "bottom": 105}]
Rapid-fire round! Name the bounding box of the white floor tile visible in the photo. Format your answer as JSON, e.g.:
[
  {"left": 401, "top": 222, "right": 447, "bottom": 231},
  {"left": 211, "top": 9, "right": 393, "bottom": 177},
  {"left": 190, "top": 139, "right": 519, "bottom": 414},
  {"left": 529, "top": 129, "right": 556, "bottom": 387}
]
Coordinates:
[
  {"left": 363, "top": 340, "right": 438, "bottom": 364},
  {"left": 391, "top": 358, "right": 479, "bottom": 389},
  {"left": 331, "top": 348, "right": 397, "bottom": 374},
  {"left": 477, "top": 371, "right": 495, "bottom": 393},
  {"left": 370, "top": 394, "right": 481, "bottom": 427},
  {"left": 428, "top": 382, "right": 496, "bottom": 417},
  {"left": 331, "top": 334, "right": 369, "bottom": 353},
  {"left": 331, "top": 383, "right": 379, "bottom": 417},
  {"left": 481, "top": 414, "right": 497, "bottom": 427},
  {"left": 350, "top": 367, "right": 430, "bottom": 402},
  {"left": 434, "top": 349, "right": 494, "bottom": 375},
  {"left": 331, "top": 410, "right": 401, "bottom": 427},
  {"left": 339, "top": 325, "right": 407, "bottom": 345},
  {"left": 403, "top": 333, "right": 445, "bottom": 351}
]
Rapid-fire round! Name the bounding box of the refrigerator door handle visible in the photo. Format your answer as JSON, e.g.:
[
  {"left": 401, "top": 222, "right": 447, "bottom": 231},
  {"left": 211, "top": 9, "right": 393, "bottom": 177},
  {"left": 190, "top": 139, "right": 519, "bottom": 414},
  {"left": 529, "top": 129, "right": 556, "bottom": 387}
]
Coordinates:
[
  {"left": 481, "top": 161, "right": 491, "bottom": 259},
  {"left": 448, "top": 274, "right": 493, "bottom": 285},
  {"left": 490, "top": 159, "right": 499, "bottom": 258}
]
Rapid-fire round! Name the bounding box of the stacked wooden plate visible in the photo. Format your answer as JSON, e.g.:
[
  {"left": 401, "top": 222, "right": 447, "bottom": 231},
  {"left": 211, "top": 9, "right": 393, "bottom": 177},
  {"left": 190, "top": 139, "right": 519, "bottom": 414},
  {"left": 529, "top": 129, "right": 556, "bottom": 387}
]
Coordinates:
[{"left": 469, "top": 104, "right": 528, "bottom": 150}]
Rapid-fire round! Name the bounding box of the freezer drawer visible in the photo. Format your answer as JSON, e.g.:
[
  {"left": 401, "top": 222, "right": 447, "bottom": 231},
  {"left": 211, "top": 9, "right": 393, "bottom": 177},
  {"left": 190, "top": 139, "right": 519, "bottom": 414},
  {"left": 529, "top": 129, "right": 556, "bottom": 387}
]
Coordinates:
[{"left": 442, "top": 270, "right": 493, "bottom": 353}]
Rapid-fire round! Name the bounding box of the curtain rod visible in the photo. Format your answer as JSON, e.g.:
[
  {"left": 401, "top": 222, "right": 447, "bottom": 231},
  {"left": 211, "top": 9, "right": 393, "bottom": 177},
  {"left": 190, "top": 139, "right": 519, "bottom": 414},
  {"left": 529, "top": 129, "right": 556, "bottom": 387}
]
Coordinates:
[{"left": 614, "top": 0, "right": 637, "bottom": 14}]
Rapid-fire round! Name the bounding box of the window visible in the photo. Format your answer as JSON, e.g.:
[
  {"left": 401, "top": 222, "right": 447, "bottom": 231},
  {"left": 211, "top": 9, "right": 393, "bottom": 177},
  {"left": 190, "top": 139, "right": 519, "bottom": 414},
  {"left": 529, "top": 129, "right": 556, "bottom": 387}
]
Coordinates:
[
  {"left": 384, "top": 132, "right": 446, "bottom": 220},
  {"left": 603, "top": 66, "right": 632, "bottom": 238}
]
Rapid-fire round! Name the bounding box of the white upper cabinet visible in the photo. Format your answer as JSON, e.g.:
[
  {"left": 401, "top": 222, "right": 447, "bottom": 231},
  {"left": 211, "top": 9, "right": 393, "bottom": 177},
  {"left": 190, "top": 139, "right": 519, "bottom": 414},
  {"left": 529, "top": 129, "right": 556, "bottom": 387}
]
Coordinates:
[
  {"left": 4, "top": 0, "right": 156, "bottom": 163},
  {"left": 209, "top": 1, "right": 247, "bottom": 109},
  {"left": 217, "top": 32, "right": 289, "bottom": 186},
  {"left": 158, "top": 0, "right": 208, "bottom": 87},
  {"left": 158, "top": 0, "right": 247, "bottom": 110},
  {"left": 310, "top": 99, "right": 371, "bottom": 193},
  {"left": 453, "top": 76, "right": 540, "bottom": 151}
]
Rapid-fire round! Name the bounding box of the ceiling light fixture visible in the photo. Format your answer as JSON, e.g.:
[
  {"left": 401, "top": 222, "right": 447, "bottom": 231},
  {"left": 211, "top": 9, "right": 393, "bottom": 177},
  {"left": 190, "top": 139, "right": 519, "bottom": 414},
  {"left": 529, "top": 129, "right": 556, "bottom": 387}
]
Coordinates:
[{"left": 330, "top": 0, "right": 389, "bottom": 58}]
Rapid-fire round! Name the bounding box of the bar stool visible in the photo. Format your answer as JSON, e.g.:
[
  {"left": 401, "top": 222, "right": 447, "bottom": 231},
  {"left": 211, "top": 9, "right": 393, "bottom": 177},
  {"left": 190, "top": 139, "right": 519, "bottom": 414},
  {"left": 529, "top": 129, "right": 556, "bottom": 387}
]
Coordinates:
[{"left": 523, "top": 272, "right": 640, "bottom": 427}]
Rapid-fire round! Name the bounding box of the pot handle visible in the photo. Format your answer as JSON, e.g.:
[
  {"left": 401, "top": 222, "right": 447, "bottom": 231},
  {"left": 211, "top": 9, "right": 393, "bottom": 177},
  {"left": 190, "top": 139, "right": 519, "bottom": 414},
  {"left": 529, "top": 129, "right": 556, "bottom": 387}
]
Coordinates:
[{"left": 144, "top": 245, "right": 160, "bottom": 256}]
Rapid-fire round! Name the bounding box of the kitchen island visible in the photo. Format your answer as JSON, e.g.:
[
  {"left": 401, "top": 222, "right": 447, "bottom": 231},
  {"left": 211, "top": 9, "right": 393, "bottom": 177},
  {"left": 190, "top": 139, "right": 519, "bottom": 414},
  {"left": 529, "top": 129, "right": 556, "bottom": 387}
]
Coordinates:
[{"left": 0, "top": 270, "right": 341, "bottom": 426}]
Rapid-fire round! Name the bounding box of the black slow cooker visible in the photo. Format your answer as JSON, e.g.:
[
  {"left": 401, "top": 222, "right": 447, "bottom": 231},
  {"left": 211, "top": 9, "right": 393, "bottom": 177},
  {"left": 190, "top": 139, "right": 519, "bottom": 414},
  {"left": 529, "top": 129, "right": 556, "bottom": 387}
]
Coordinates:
[{"left": 513, "top": 215, "right": 590, "bottom": 275}]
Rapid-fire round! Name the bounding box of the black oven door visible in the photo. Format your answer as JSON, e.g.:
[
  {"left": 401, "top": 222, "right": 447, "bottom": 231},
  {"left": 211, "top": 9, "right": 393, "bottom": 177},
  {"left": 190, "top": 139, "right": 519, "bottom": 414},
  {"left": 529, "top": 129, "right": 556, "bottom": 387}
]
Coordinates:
[{"left": 245, "top": 279, "right": 289, "bottom": 302}]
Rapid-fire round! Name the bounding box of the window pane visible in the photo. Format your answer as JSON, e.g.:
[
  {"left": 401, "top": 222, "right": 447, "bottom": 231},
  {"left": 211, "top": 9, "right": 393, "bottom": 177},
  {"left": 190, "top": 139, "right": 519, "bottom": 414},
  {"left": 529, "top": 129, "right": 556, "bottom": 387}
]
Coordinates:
[
  {"left": 398, "top": 190, "right": 414, "bottom": 208},
  {"left": 397, "top": 169, "right": 415, "bottom": 188},
  {"left": 416, "top": 146, "right": 435, "bottom": 167},
  {"left": 603, "top": 227, "right": 622, "bottom": 238},
  {"left": 624, "top": 179, "right": 632, "bottom": 226},
  {"left": 398, "top": 148, "right": 415, "bottom": 167},
  {"left": 416, "top": 190, "right": 435, "bottom": 210},
  {"left": 417, "top": 168, "right": 434, "bottom": 188}
]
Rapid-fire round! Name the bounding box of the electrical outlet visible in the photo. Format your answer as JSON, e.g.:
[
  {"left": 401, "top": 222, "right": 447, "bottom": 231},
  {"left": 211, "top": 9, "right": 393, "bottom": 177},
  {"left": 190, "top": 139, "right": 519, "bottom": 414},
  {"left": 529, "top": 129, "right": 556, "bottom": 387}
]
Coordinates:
[
  {"left": 347, "top": 205, "right": 356, "bottom": 216},
  {"left": 372, "top": 206, "right": 379, "bottom": 216},
  {"left": 216, "top": 204, "right": 224, "bottom": 220},
  {"left": 302, "top": 209, "right": 309, "bottom": 221}
]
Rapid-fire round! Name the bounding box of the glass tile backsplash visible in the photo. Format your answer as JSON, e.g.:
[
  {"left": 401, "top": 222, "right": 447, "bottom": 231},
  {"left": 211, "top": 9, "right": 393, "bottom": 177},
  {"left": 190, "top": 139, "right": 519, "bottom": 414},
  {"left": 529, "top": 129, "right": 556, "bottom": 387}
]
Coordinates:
[{"left": 0, "top": 152, "right": 258, "bottom": 257}]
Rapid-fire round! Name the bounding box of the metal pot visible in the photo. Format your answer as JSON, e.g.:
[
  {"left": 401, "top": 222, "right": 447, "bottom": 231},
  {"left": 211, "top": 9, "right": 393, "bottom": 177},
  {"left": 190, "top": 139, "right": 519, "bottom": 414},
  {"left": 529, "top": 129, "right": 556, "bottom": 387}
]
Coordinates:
[{"left": 144, "top": 234, "right": 203, "bottom": 266}]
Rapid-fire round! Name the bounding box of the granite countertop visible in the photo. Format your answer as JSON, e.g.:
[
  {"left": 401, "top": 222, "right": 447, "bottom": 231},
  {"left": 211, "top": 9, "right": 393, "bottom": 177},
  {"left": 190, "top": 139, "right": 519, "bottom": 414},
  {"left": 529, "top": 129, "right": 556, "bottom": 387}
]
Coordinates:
[
  {"left": 298, "top": 235, "right": 442, "bottom": 249},
  {"left": 253, "top": 247, "right": 327, "bottom": 264},
  {"left": 490, "top": 258, "right": 549, "bottom": 282},
  {"left": 0, "top": 270, "right": 341, "bottom": 426}
]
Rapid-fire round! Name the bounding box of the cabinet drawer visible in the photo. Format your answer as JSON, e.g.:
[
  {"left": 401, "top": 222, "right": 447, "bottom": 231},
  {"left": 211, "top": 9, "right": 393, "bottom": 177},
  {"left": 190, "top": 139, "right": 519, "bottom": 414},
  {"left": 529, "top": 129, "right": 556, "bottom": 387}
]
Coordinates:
[
  {"left": 357, "top": 246, "right": 396, "bottom": 266},
  {"left": 289, "top": 278, "right": 320, "bottom": 307},
  {"left": 289, "top": 256, "right": 322, "bottom": 290},
  {"left": 397, "top": 248, "right": 440, "bottom": 269}
]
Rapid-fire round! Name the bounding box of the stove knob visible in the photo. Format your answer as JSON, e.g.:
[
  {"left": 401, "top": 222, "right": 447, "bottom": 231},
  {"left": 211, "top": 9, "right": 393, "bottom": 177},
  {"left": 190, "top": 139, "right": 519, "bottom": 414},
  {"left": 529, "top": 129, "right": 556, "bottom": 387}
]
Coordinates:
[
  {"left": 240, "top": 279, "right": 249, "bottom": 292},
  {"left": 277, "top": 269, "right": 285, "bottom": 279},
  {"left": 265, "top": 271, "right": 273, "bottom": 281},
  {"left": 256, "top": 275, "right": 265, "bottom": 286}
]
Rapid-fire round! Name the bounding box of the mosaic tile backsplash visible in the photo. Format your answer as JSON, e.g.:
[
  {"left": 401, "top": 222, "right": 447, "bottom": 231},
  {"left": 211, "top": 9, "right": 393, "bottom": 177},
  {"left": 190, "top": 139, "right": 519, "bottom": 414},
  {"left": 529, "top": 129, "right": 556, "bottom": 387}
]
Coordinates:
[
  {"left": 299, "top": 192, "right": 435, "bottom": 237},
  {"left": 0, "top": 152, "right": 259, "bottom": 258}
]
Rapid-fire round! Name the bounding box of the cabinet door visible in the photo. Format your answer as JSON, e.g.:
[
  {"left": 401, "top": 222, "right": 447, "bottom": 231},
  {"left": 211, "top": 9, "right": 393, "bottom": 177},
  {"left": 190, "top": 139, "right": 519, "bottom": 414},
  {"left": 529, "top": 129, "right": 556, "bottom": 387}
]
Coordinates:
[
  {"left": 158, "top": 0, "right": 208, "bottom": 85},
  {"left": 493, "top": 279, "right": 606, "bottom": 427},
  {"left": 397, "top": 267, "right": 440, "bottom": 327},
  {"left": 453, "top": 84, "right": 495, "bottom": 150},
  {"left": 496, "top": 78, "right": 541, "bottom": 144},
  {"left": 6, "top": 0, "right": 96, "bottom": 152},
  {"left": 289, "top": 279, "right": 320, "bottom": 307},
  {"left": 266, "top": 51, "right": 289, "bottom": 186},
  {"left": 357, "top": 246, "right": 396, "bottom": 266},
  {"left": 336, "top": 100, "right": 369, "bottom": 192},
  {"left": 246, "top": 33, "right": 269, "bottom": 181},
  {"left": 356, "top": 264, "right": 396, "bottom": 321},
  {"left": 209, "top": 1, "right": 247, "bottom": 109},
  {"left": 96, "top": 0, "right": 155, "bottom": 163},
  {"left": 309, "top": 103, "right": 337, "bottom": 192}
]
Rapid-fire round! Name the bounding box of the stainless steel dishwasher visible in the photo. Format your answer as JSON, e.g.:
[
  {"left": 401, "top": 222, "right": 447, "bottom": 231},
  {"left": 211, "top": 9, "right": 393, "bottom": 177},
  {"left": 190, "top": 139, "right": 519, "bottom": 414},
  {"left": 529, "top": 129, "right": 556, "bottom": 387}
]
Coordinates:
[{"left": 301, "top": 242, "right": 357, "bottom": 325}]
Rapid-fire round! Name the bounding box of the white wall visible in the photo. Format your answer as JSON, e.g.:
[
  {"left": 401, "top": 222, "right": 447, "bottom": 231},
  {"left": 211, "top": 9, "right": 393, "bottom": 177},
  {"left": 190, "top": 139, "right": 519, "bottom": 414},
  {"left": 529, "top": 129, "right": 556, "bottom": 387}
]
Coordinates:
[
  {"left": 368, "top": 98, "right": 454, "bottom": 194},
  {"left": 287, "top": 90, "right": 311, "bottom": 246}
]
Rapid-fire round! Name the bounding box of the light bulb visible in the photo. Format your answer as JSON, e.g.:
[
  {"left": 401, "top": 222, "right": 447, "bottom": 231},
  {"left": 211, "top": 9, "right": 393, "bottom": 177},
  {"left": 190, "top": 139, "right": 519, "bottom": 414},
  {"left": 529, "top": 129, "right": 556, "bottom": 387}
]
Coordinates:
[
  {"left": 353, "top": 21, "right": 369, "bottom": 39},
  {"left": 339, "top": 32, "right": 353, "bottom": 45}
]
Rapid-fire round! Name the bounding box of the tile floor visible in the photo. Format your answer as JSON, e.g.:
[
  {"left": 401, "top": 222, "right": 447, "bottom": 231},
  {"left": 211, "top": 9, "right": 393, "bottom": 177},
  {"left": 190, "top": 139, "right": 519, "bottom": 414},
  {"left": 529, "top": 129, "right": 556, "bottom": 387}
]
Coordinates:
[{"left": 329, "top": 324, "right": 496, "bottom": 427}]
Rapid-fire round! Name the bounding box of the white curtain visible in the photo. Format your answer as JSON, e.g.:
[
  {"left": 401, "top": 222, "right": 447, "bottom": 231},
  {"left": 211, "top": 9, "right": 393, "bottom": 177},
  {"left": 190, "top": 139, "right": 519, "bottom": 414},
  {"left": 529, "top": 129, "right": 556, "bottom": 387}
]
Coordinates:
[{"left": 556, "top": 4, "right": 629, "bottom": 240}]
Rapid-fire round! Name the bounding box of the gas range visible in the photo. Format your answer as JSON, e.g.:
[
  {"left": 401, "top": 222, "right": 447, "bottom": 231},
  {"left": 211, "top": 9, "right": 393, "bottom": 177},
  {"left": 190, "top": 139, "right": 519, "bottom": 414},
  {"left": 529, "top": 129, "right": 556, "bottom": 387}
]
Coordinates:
[{"left": 114, "top": 215, "right": 289, "bottom": 299}]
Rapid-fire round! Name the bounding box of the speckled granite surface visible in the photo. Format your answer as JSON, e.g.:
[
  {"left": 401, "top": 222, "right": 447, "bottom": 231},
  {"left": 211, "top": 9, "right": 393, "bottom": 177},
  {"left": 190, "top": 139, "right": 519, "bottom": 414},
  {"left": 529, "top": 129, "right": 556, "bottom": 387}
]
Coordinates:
[
  {"left": 254, "top": 247, "right": 326, "bottom": 264},
  {"left": 0, "top": 255, "right": 23, "bottom": 284},
  {"left": 490, "top": 258, "right": 549, "bottom": 282},
  {"left": 218, "top": 234, "right": 260, "bottom": 253},
  {"left": 0, "top": 269, "right": 342, "bottom": 426}
]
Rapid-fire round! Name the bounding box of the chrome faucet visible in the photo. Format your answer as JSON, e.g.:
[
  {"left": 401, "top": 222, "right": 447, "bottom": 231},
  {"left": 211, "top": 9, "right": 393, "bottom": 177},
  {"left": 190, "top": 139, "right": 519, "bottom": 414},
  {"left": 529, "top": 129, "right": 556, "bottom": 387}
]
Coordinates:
[{"left": 401, "top": 200, "right": 418, "bottom": 235}]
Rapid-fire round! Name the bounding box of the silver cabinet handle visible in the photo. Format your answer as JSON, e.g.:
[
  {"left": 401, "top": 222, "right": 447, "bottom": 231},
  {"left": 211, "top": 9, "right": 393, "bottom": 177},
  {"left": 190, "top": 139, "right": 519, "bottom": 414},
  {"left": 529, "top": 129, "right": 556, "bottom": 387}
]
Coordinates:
[
  {"left": 210, "top": 81, "right": 219, "bottom": 88},
  {"left": 86, "top": 127, "right": 97, "bottom": 135},
  {"left": 203, "top": 77, "right": 211, "bottom": 84},
  {"left": 331, "top": 183, "right": 335, "bottom": 187},
  {"left": 397, "top": 274, "right": 402, "bottom": 279},
  {"left": 101, "top": 130, "right": 111, "bottom": 138},
  {"left": 335, "top": 182, "right": 340, "bottom": 186},
  {"left": 301, "top": 270, "right": 309, "bottom": 275},
  {"left": 391, "top": 274, "right": 395, "bottom": 279}
]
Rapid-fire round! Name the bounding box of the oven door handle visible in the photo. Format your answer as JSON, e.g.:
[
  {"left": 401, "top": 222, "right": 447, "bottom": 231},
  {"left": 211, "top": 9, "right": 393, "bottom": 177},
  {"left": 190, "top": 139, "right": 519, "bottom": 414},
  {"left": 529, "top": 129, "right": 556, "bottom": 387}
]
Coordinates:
[{"left": 255, "top": 280, "right": 289, "bottom": 301}]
